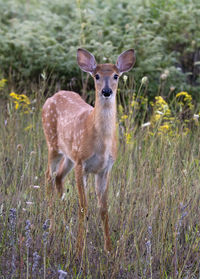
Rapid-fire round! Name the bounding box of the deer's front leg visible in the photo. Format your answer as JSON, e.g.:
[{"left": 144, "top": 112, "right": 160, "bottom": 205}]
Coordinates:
[
  {"left": 95, "top": 170, "right": 112, "bottom": 252},
  {"left": 75, "top": 163, "right": 88, "bottom": 258}
]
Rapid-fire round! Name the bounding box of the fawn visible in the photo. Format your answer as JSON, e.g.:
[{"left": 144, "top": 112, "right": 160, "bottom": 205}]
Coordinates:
[{"left": 42, "top": 48, "right": 136, "bottom": 257}]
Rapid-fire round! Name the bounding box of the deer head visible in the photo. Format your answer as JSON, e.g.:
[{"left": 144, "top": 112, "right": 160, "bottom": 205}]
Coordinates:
[{"left": 77, "top": 48, "right": 136, "bottom": 103}]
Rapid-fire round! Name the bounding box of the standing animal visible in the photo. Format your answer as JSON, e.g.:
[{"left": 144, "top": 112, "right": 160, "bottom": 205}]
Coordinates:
[{"left": 42, "top": 48, "right": 136, "bottom": 257}]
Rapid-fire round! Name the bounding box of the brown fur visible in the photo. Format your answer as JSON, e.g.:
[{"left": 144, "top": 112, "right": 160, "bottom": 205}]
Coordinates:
[{"left": 42, "top": 48, "right": 135, "bottom": 258}]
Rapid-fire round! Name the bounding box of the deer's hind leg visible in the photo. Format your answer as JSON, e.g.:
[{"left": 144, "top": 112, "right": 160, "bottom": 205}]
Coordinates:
[
  {"left": 45, "top": 149, "right": 64, "bottom": 196},
  {"left": 45, "top": 149, "right": 69, "bottom": 230},
  {"left": 55, "top": 156, "right": 74, "bottom": 197}
]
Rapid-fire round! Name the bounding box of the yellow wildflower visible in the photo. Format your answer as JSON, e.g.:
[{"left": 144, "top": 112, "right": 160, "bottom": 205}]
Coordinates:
[
  {"left": 125, "top": 132, "right": 131, "bottom": 144},
  {"left": 121, "top": 114, "right": 128, "bottom": 120},
  {"left": 150, "top": 95, "right": 174, "bottom": 136},
  {"left": 154, "top": 114, "right": 161, "bottom": 122},
  {"left": 10, "top": 92, "right": 31, "bottom": 112},
  {"left": 176, "top": 91, "right": 193, "bottom": 110},
  {"left": 159, "top": 124, "right": 170, "bottom": 131},
  {"left": 24, "top": 124, "right": 33, "bottom": 131},
  {"left": 183, "top": 127, "right": 190, "bottom": 136},
  {"left": 14, "top": 101, "right": 19, "bottom": 110},
  {"left": 0, "top": 78, "right": 7, "bottom": 89},
  {"left": 141, "top": 97, "right": 148, "bottom": 105},
  {"left": 153, "top": 97, "right": 171, "bottom": 116},
  {"left": 10, "top": 92, "right": 21, "bottom": 100},
  {"left": 131, "top": 100, "right": 139, "bottom": 108},
  {"left": 18, "top": 94, "right": 30, "bottom": 104},
  {"left": 176, "top": 91, "right": 192, "bottom": 101},
  {"left": 155, "top": 96, "right": 167, "bottom": 105}
]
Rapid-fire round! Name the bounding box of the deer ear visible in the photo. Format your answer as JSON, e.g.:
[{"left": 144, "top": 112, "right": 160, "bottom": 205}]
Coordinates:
[
  {"left": 77, "top": 48, "right": 97, "bottom": 74},
  {"left": 116, "top": 49, "right": 136, "bottom": 74}
]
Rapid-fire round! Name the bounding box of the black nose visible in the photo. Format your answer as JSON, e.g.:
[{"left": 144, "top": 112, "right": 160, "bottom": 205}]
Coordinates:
[{"left": 102, "top": 88, "right": 113, "bottom": 97}]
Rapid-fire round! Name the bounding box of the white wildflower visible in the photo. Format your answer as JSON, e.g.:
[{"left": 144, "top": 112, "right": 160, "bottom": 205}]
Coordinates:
[
  {"left": 156, "top": 111, "right": 164, "bottom": 115},
  {"left": 33, "top": 185, "right": 40, "bottom": 189},
  {"left": 26, "top": 201, "right": 34, "bottom": 205},
  {"left": 141, "top": 122, "right": 151, "bottom": 128},
  {"left": 193, "top": 114, "right": 199, "bottom": 120}
]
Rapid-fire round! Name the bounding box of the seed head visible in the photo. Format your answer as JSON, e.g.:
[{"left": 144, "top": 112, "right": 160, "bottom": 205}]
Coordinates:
[
  {"left": 160, "top": 69, "right": 169, "bottom": 80},
  {"left": 170, "top": 86, "right": 175, "bottom": 92},
  {"left": 160, "top": 73, "right": 167, "bottom": 80},
  {"left": 141, "top": 76, "right": 148, "bottom": 85},
  {"left": 123, "top": 75, "right": 128, "bottom": 83},
  {"left": 16, "top": 144, "right": 23, "bottom": 151}
]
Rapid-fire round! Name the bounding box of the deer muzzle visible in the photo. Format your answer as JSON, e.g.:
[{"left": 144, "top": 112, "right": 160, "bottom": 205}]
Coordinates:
[{"left": 102, "top": 88, "right": 113, "bottom": 98}]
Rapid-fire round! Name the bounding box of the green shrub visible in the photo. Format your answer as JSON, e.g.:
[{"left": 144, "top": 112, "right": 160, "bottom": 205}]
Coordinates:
[{"left": 0, "top": 0, "right": 200, "bottom": 101}]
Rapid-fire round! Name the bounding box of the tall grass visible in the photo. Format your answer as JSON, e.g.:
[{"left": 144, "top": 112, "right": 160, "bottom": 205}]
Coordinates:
[{"left": 0, "top": 78, "right": 200, "bottom": 278}]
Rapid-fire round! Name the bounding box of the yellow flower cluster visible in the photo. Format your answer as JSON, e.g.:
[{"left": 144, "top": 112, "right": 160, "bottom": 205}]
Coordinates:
[
  {"left": 176, "top": 91, "right": 192, "bottom": 101},
  {"left": 159, "top": 124, "right": 170, "bottom": 132},
  {"left": 10, "top": 92, "right": 31, "bottom": 113},
  {"left": 176, "top": 91, "right": 194, "bottom": 110},
  {"left": 119, "top": 93, "right": 149, "bottom": 144},
  {"left": 151, "top": 96, "right": 173, "bottom": 134},
  {"left": 125, "top": 132, "right": 132, "bottom": 144},
  {"left": 131, "top": 94, "right": 148, "bottom": 109},
  {"left": 121, "top": 114, "right": 128, "bottom": 120},
  {"left": 149, "top": 92, "right": 197, "bottom": 137},
  {"left": 119, "top": 90, "right": 197, "bottom": 143},
  {"left": 153, "top": 96, "right": 171, "bottom": 115}
]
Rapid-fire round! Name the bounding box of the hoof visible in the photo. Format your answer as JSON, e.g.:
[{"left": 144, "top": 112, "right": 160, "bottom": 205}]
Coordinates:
[
  {"left": 75, "top": 240, "right": 84, "bottom": 261},
  {"left": 104, "top": 241, "right": 112, "bottom": 254}
]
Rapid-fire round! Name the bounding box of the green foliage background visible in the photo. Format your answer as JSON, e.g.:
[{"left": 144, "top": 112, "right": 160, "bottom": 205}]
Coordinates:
[{"left": 0, "top": 0, "right": 200, "bottom": 100}]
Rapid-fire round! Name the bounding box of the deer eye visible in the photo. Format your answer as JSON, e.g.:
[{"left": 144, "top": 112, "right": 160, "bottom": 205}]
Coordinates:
[
  {"left": 114, "top": 74, "right": 118, "bottom": 80},
  {"left": 95, "top": 74, "right": 100, "bottom": 80}
]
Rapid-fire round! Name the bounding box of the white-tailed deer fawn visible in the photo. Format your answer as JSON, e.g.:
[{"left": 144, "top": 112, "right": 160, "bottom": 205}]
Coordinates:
[{"left": 42, "top": 48, "right": 136, "bottom": 257}]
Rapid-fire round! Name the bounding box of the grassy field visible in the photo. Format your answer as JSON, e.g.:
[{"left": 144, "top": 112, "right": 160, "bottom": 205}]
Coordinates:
[
  {"left": 0, "top": 78, "right": 200, "bottom": 278},
  {"left": 0, "top": 0, "right": 200, "bottom": 278}
]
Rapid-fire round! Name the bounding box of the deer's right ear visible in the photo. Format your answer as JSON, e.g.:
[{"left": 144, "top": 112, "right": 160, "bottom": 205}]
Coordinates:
[
  {"left": 77, "top": 48, "right": 97, "bottom": 74},
  {"left": 116, "top": 49, "right": 136, "bottom": 74}
]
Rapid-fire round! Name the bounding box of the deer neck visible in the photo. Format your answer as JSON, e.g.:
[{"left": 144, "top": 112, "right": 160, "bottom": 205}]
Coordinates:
[{"left": 93, "top": 95, "right": 116, "bottom": 140}]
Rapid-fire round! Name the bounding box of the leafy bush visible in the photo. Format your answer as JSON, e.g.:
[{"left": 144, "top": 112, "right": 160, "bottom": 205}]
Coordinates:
[{"left": 0, "top": 0, "right": 200, "bottom": 100}]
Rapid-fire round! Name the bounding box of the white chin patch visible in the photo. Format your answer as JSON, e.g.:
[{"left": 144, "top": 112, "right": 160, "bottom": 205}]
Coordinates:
[{"left": 102, "top": 95, "right": 112, "bottom": 99}]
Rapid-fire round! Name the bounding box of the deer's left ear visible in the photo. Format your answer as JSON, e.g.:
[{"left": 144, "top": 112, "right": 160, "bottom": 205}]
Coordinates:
[
  {"left": 77, "top": 48, "right": 97, "bottom": 74},
  {"left": 116, "top": 49, "right": 136, "bottom": 74}
]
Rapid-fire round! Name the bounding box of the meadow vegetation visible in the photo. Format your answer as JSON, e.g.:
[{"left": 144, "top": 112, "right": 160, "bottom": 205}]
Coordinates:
[
  {"left": 1, "top": 74, "right": 200, "bottom": 278},
  {"left": 0, "top": 0, "right": 200, "bottom": 278}
]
